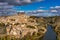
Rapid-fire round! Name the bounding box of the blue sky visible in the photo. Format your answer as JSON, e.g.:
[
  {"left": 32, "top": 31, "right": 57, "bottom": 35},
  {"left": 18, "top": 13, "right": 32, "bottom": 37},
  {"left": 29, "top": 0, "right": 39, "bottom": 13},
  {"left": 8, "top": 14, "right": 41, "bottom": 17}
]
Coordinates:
[{"left": 13, "top": 0, "right": 60, "bottom": 11}]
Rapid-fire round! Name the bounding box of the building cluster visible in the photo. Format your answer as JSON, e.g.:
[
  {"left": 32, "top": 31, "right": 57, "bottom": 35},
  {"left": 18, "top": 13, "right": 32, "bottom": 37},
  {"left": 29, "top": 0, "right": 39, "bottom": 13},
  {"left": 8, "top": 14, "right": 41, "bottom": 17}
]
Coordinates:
[
  {"left": 0, "top": 13, "right": 47, "bottom": 38},
  {"left": 0, "top": 11, "right": 60, "bottom": 39}
]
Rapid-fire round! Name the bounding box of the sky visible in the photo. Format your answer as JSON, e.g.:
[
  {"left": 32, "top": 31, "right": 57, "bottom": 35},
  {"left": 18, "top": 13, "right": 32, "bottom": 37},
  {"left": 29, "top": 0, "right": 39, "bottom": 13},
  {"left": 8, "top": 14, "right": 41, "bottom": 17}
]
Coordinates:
[
  {"left": 0, "top": 0, "right": 60, "bottom": 11},
  {"left": 0, "top": 0, "right": 60, "bottom": 16},
  {"left": 13, "top": 0, "right": 60, "bottom": 11}
]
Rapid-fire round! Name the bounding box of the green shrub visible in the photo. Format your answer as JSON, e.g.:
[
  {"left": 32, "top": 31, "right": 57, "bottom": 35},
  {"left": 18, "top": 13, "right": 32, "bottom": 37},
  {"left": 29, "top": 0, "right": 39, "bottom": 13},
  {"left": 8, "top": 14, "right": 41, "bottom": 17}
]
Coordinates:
[
  {"left": 26, "top": 25, "right": 35, "bottom": 29},
  {"left": 0, "top": 22, "right": 5, "bottom": 27},
  {"left": 14, "top": 23, "right": 20, "bottom": 25},
  {"left": 29, "top": 16, "right": 39, "bottom": 19},
  {"left": 10, "top": 19, "right": 15, "bottom": 21}
]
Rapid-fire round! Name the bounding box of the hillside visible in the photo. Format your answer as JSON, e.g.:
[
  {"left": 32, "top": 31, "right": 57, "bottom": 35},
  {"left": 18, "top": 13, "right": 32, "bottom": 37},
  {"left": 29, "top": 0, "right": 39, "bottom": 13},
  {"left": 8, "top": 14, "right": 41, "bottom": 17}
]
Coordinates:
[{"left": 0, "top": 13, "right": 60, "bottom": 40}]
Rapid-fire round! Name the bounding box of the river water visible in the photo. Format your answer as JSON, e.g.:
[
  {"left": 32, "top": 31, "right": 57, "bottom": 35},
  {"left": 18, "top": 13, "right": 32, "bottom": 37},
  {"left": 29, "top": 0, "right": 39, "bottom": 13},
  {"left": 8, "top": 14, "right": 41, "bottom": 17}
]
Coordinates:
[{"left": 43, "top": 25, "right": 57, "bottom": 40}]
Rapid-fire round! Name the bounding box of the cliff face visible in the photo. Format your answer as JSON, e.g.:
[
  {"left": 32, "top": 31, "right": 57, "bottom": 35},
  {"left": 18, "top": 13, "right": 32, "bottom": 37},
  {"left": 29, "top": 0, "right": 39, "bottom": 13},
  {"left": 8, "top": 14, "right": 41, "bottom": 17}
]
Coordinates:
[{"left": 0, "top": 13, "right": 60, "bottom": 39}]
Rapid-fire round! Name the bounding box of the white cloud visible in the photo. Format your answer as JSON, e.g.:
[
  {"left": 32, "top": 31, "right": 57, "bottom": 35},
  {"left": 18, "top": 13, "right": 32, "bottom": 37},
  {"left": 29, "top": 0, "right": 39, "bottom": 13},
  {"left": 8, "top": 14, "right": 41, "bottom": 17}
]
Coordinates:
[
  {"left": 17, "top": 11, "right": 25, "bottom": 13},
  {"left": 0, "top": 2, "right": 8, "bottom": 5},
  {"left": 0, "top": 0, "right": 43, "bottom": 5},
  {"left": 26, "top": 11, "right": 33, "bottom": 13},
  {"left": 55, "top": 6, "right": 60, "bottom": 8},
  {"left": 36, "top": 10, "right": 47, "bottom": 13},
  {"left": 36, "top": 0, "right": 44, "bottom": 2},
  {"left": 23, "top": 0, "right": 31, "bottom": 3},
  {"left": 0, "top": 4, "right": 17, "bottom": 16},
  {"left": 50, "top": 6, "right": 60, "bottom": 13},
  {"left": 39, "top": 7, "right": 45, "bottom": 8},
  {"left": 16, "top": 0, "right": 20, "bottom": 3},
  {"left": 50, "top": 10, "right": 58, "bottom": 12},
  {"left": 50, "top": 7, "right": 54, "bottom": 9},
  {"left": 37, "top": 10, "right": 44, "bottom": 11},
  {"left": 22, "top": 0, "right": 43, "bottom": 3},
  {"left": 50, "top": 6, "right": 60, "bottom": 9},
  {"left": 30, "top": 0, "right": 43, "bottom": 2}
]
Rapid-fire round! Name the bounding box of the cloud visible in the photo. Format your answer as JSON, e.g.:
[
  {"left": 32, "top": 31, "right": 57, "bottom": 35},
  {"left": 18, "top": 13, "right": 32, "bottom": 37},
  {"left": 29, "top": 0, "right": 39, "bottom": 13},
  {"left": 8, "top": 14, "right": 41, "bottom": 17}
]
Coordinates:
[
  {"left": 50, "top": 6, "right": 60, "bottom": 13},
  {"left": 0, "top": 2, "right": 14, "bottom": 8},
  {"left": 39, "top": 7, "right": 45, "bottom": 8},
  {"left": 23, "top": 0, "right": 32, "bottom": 3},
  {"left": 0, "top": 2, "right": 8, "bottom": 5},
  {"left": 50, "top": 10, "right": 58, "bottom": 12},
  {"left": 0, "top": 2, "right": 17, "bottom": 16},
  {"left": 25, "top": 9, "right": 59, "bottom": 17},
  {"left": 49, "top": 6, "right": 60, "bottom": 16},
  {"left": 0, "top": 0, "right": 43, "bottom": 5},
  {"left": 50, "top": 6, "right": 60, "bottom": 9},
  {"left": 37, "top": 10, "right": 44, "bottom": 12},
  {"left": 36, "top": 10, "right": 48, "bottom": 13},
  {"left": 23, "top": 9, "right": 47, "bottom": 13},
  {"left": 24, "top": 9, "right": 46, "bottom": 14},
  {"left": 55, "top": 6, "right": 60, "bottom": 8},
  {"left": 50, "top": 7, "right": 54, "bottom": 9},
  {"left": 17, "top": 10, "right": 25, "bottom": 13}
]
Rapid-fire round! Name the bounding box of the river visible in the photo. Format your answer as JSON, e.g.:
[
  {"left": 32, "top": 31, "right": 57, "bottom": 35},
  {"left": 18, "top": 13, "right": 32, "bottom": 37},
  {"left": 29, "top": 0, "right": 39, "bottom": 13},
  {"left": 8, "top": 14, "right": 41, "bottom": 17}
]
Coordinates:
[{"left": 43, "top": 25, "right": 57, "bottom": 40}]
